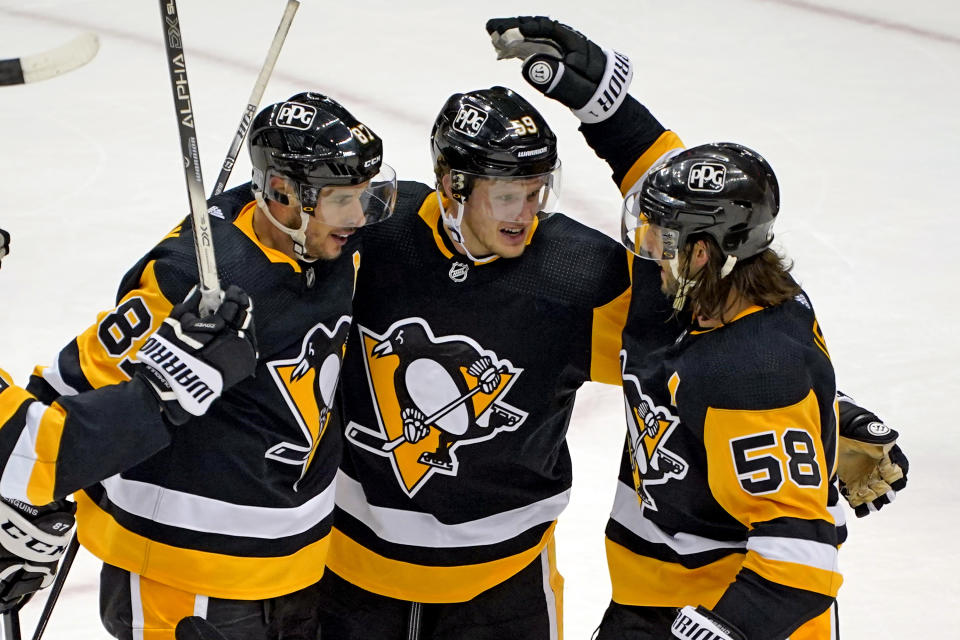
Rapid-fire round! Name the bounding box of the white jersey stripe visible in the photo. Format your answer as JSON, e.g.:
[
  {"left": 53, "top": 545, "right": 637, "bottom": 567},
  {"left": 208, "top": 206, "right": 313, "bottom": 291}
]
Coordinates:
[
  {"left": 42, "top": 360, "right": 79, "bottom": 397},
  {"left": 540, "top": 545, "right": 560, "bottom": 640},
  {"left": 100, "top": 473, "right": 335, "bottom": 539},
  {"left": 335, "top": 469, "right": 569, "bottom": 548},
  {"left": 610, "top": 480, "right": 746, "bottom": 555},
  {"left": 747, "top": 536, "right": 839, "bottom": 572},
  {"left": 0, "top": 401, "right": 45, "bottom": 502}
]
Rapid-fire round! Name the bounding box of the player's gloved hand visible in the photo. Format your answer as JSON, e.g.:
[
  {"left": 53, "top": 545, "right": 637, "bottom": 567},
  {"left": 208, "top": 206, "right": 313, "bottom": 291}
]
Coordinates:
[
  {"left": 0, "top": 497, "right": 76, "bottom": 613},
  {"left": 486, "top": 16, "right": 632, "bottom": 123},
  {"left": 0, "top": 227, "right": 10, "bottom": 269},
  {"left": 671, "top": 606, "right": 746, "bottom": 640},
  {"left": 136, "top": 285, "right": 258, "bottom": 426},
  {"left": 467, "top": 357, "right": 502, "bottom": 394},
  {"left": 402, "top": 407, "right": 429, "bottom": 444},
  {"left": 836, "top": 393, "right": 908, "bottom": 517}
]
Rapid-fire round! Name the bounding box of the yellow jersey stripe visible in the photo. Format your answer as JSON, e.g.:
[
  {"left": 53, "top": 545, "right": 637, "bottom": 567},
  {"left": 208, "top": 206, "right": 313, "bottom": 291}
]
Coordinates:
[
  {"left": 75, "top": 492, "right": 331, "bottom": 600},
  {"left": 326, "top": 523, "right": 557, "bottom": 603}
]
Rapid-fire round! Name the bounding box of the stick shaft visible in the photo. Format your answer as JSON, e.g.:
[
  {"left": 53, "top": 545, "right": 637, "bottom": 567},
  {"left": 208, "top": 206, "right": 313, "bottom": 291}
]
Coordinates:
[
  {"left": 211, "top": 0, "right": 300, "bottom": 197},
  {"left": 29, "top": 534, "right": 79, "bottom": 640},
  {"left": 158, "top": 0, "right": 220, "bottom": 315}
]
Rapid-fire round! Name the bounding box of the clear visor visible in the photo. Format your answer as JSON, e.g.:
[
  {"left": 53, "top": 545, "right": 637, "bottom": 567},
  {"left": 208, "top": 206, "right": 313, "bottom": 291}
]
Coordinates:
[
  {"left": 620, "top": 191, "right": 679, "bottom": 260},
  {"left": 279, "top": 164, "right": 398, "bottom": 228},
  {"left": 460, "top": 166, "right": 562, "bottom": 223}
]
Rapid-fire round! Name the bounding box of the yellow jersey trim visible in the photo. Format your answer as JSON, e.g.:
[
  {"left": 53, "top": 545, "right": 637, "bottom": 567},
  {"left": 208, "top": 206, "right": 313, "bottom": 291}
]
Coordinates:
[
  {"left": 326, "top": 522, "right": 557, "bottom": 603},
  {"left": 75, "top": 492, "right": 330, "bottom": 600}
]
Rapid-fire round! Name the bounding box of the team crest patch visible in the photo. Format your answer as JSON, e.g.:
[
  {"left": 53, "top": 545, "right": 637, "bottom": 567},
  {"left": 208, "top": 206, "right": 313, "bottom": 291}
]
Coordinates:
[
  {"left": 346, "top": 317, "right": 528, "bottom": 497},
  {"left": 265, "top": 316, "right": 351, "bottom": 487},
  {"left": 621, "top": 352, "right": 688, "bottom": 510}
]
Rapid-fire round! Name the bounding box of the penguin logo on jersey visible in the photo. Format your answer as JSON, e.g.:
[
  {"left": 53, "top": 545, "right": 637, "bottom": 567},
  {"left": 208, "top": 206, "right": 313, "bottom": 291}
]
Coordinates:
[
  {"left": 346, "top": 317, "right": 528, "bottom": 497},
  {"left": 265, "top": 316, "right": 351, "bottom": 488},
  {"left": 621, "top": 352, "right": 688, "bottom": 510}
]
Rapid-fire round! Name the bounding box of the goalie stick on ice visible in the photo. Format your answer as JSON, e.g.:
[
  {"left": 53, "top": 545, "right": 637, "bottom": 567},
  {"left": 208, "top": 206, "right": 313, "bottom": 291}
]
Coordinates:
[{"left": 0, "top": 33, "right": 99, "bottom": 86}]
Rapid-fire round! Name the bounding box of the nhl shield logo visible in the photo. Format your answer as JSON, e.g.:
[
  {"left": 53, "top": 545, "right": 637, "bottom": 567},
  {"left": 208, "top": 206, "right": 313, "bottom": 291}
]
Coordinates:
[
  {"left": 346, "top": 317, "right": 528, "bottom": 496},
  {"left": 448, "top": 261, "right": 469, "bottom": 282}
]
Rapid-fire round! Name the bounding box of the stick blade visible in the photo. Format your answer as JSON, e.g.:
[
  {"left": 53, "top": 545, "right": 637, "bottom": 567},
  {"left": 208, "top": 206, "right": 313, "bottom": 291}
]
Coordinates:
[{"left": 12, "top": 32, "right": 100, "bottom": 85}]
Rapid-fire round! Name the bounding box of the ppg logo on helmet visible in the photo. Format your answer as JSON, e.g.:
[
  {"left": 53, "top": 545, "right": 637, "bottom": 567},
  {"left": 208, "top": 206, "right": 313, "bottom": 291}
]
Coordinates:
[
  {"left": 688, "top": 162, "right": 726, "bottom": 192},
  {"left": 452, "top": 105, "right": 488, "bottom": 137},
  {"left": 277, "top": 102, "right": 317, "bottom": 130}
]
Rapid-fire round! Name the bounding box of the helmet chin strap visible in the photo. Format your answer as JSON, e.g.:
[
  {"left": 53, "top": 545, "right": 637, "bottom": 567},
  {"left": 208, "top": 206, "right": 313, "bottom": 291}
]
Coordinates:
[
  {"left": 435, "top": 190, "right": 497, "bottom": 264},
  {"left": 254, "top": 190, "right": 319, "bottom": 263},
  {"left": 668, "top": 254, "right": 738, "bottom": 312}
]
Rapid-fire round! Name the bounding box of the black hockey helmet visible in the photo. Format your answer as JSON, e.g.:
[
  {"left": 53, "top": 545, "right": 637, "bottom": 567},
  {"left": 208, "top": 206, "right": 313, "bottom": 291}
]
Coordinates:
[
  {"left": 249, "top": 93, "right": 394, "bottom": 222},
  {"left": 431, "top": 86, "right": 559, "bottom": 202},
  {"left": 621, "top": 143, "right": 780, "bottom": 261}
]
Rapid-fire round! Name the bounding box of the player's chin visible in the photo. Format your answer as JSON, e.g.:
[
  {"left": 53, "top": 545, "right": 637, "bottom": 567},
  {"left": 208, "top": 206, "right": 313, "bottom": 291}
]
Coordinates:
[{"left": 494, "top": 225, "right": 530, "bottom": 258}]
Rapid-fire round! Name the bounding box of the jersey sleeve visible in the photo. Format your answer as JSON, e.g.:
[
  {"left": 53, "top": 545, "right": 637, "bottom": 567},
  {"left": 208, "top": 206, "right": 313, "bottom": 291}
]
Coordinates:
[
  {"left": 703, "top": 388, "right": 841, "bottom": 638},
  {"left": 588, "top": 249, "right": 633, "bottom": 385},
  {"left": 11, "top": 249, "right": 194, "bottom": 506},
  {"left": 579, "top": 95, "right": 686, "bottom": 194},
  {"left": 0, "top": 368, "right": 170, "bottom": 505},
  {"left": 28, "top": 255, "right": 192, "bottom": 401}
]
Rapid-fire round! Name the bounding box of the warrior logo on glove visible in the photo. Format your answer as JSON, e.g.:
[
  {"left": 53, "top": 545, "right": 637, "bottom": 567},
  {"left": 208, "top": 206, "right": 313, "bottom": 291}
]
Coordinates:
[{"left": 346, "top": 317, "right": 528, "bottom": 497}]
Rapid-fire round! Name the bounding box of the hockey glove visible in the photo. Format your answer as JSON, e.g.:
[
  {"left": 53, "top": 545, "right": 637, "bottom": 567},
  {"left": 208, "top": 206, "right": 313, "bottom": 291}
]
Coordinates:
[
  {"left": 837, "top": 393, "right": 908, "bottom": 517},
  {"left": 0, "top": 497, "right": 76, "bottom": 613},
  {"left": 486, "top": 16, "right": 633, "bottom": 123},
  {"left": 136, "top": 285, "right": 258, "bottom": 426},
  {"left": 671, "top": 606, "right": 746, "bottom": 640},
  {"left": 0, "top": 227, "right": 9, "bottom": 269}
]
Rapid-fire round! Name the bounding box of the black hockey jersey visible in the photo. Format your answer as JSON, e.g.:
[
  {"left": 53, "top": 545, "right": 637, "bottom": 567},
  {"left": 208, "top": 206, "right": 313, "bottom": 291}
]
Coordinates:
[
  {"left": 326, "top": 179, "right": 655, "bottom": 602},
  {"left": 608, "top": 296, "right": 843, "bottom": 637},
  {"left": 580, "top": 96, "right": 844, "bottom": 637},
  {"left": 25, "top": 186, "right": 360, "bottom": 599},
  {"left": 0, "top": 367, "right": 165, "bottom": 506}
]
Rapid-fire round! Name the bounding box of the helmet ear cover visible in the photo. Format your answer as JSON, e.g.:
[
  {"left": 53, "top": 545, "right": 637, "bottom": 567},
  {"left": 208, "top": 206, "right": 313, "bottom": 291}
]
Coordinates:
[{"left": 448, "top": 169, "right": 476, "bottom": 203}]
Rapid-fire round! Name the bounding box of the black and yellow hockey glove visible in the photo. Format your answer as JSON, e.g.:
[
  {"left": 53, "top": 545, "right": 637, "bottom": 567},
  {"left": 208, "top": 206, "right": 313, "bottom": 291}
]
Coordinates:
[
  {"left": 136, "top": 285, "right": 258, "bottom": 425},
  {"left": 837, "top": 392, "right": 908, "bottom": 517},
  {"left": 486, "top": 16, "right": 632, "bottom": 123}
]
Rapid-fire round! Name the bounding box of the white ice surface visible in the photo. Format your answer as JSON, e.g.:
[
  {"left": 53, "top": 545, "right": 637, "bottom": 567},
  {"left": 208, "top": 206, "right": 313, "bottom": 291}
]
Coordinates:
[{"left": 0, "top": 1, "right": 957, "bottom": 638}]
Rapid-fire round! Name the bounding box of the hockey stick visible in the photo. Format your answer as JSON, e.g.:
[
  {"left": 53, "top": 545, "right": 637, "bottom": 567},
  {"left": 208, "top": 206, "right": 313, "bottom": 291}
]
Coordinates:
[
  {"left": 347, "top": 384, "right": 485, "bottom": 452},
  {"left": 1, "top": 610, "right": 21, "bottom": 640},
  {"left": 210, "top": 0, "right": 300, "bottom": 197},
  {"left": 158, "top": 0, "right": 221, "bottom": 317},
  {"left": 0, "top": 33, "right": 99, "bottom": 86},
  {"left": 29, "top": 534, "right": 79, "bottom": 640}
]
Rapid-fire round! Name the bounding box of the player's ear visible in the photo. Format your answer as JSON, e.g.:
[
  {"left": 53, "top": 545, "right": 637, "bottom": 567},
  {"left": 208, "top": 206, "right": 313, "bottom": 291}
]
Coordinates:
[{"left": 691, "top": 239, "right": 710, "bottom": 270}]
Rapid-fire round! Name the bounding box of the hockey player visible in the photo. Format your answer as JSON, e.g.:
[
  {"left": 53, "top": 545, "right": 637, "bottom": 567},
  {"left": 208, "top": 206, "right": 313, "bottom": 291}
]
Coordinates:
[
  {"left": 9, "top": 94, "right": 397, "bottom": 640},
  {"left": 486, "top": 15, "right": 910, "bottom": 638},
  {"left": 299, "top": 85, "right": 677, "bottom": 639},
  {"left": 0, "top": 235, "right": 257, "bottom": 617},
  {"left": 610, "top": 142, "right": 842, "bottom": 640}
]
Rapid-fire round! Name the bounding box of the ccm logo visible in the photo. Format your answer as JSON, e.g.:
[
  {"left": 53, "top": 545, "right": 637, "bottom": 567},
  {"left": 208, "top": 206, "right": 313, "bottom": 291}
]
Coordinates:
[
  {"left": 452, "top": 105, "right": 488, "bottom": 137},
  {"left": 277, "top": 102, "right": 317, "bottom": 130},
  {"left": 688, "top": 162, "right": 726, "bottom": 192}
]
